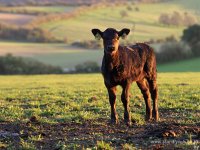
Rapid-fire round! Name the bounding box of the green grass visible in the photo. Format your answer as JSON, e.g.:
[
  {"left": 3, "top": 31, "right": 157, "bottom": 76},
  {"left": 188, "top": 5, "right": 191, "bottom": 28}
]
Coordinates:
[
  {"left": 0, "top": 73, "right": 199, "bottom": 149},
  {"left": 0, "top": 73, "right": 200, "bottom": 149},
  {"left": 0, "top": 73, "right": 199, "bottom": 123},
  {"left": 0, "top": 74, "right": 105, "bottom": 123},
  {"left": 158, "top": 57, "right": 200, "bottom": 72},
  {"left": 34, "top": 49, "right": 103, "bottom": 68}
]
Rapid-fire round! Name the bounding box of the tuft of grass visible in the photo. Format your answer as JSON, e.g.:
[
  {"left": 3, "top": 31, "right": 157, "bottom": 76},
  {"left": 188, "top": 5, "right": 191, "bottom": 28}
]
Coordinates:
[
  {"left": 95, "top": 141, "right": 113, "bottom": 150},
  {"left": 55, "top": 141, "right": 67, "bottom": 150},
  {"left": 20, "top": 138, "right": 36, "bottom": 150},
  {"left": 0, "top": 142, "right": 8, "bottom": 149},
  {"left": 122, "top": 143, "right": 137, "bottom": 150},
  {"left": 176, "top": 134, "right": 200, "bottom": 149}
]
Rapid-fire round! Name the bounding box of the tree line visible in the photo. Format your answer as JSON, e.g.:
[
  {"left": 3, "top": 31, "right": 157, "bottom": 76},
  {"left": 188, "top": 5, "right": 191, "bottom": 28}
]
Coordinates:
[
  {"left": 159, "top": 11, "right": 197, "bottom": 26},
  {"left": 0, "top": 0, "right": 167, "bottom": 6},
  {"left": 156, "top": 24, "right": 200, "bottom": 63},
  {"left": 0, "top": 23, "right": 63, "bottom": 43},
  {"left": 0, "top": 54, "right": 63, "bottom": 74}
]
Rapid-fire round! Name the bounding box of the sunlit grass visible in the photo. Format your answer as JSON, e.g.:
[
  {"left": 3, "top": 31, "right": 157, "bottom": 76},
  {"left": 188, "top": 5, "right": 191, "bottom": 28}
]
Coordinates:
[{"left": 0, "top": 73, "right": 199, "bottom": 125}]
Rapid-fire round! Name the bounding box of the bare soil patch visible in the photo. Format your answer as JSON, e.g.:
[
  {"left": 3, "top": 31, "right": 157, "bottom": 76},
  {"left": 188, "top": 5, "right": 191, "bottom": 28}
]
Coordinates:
[{"left": 0, "top": 118, "right": 199, "bottom": 149}]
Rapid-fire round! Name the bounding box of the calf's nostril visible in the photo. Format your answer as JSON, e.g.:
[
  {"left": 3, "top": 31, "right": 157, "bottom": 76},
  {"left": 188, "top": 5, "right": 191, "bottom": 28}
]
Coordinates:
[{"left": 107, "top": 46, "right": 115, "bottom": 51}]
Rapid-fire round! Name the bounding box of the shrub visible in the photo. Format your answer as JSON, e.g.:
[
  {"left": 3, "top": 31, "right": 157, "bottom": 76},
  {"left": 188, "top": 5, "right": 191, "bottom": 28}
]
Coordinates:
[
  {"left": 0, "top": 23, "right": 62, "bottom": 43},
  {"left": 120, "top": 10, "right": 128, "bottom": 18},
  {"left": 0, "top": 54, "right": 63, "bottom": 74},
  {"left": 135, "top": 7, "right": 140, "bottom": 12},
  {"left": 181, "top": 24, "right": 200, "bottom": 47},
  {"left": 71, "top": 40, "right": 102, "bottom": 49},
  {"left": 190, "top": 42, "right": 200, "bottom": 56},
  {"left": 126, "top": 6, "right": 133, "bottom": 11},
  {"left": 170, "top": 11, "right": 183, "bottom": 26},
  {"left": 75, "top": 61, "right": 100, "bottom": 73},
  {"left": 183, "top": 12, "right": 197, "bottom": 26},
  {"left": 156, "top": 41, "right": 192, "bottom": 63},
  {"left": 181, "top": 24, "right": 200, "bottom": 56},
  {"left": 159, "top": 13, "right": 170, "bottom": 25},
  {"left": 159, "top": 12, "right": 197, "bottom": 26},
  {"left": 165, "top": 35, "right": 177, "bottom": 42}
]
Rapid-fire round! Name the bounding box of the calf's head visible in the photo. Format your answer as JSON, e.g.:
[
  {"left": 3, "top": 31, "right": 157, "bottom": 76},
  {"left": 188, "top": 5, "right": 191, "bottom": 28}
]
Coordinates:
[{"left": 91, "top": 28, "right": 130, "bottom": 54}]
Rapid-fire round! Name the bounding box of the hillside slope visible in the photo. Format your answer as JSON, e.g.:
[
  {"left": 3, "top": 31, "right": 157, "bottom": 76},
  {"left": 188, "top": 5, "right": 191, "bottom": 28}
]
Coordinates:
[
  {"left": 0, "top": 0, "right": 125, "bottom": 6},
  {"left": 39, "top": 1, "right": 199, "bottom": 43}
]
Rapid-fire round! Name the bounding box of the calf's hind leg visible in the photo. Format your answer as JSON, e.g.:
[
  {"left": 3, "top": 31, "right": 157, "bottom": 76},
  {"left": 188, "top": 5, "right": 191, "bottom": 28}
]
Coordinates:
[
  {"left": 136, "top": 79, "right": 152, "bottom": 121},
  {"left": 148, "top": 79, "right": 159, "bottom": 121}
]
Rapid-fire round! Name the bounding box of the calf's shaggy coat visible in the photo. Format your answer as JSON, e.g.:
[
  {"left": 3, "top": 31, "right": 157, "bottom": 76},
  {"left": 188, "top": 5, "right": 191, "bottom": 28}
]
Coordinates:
[{"left": 91, "top": 28, "right": 159, "bottom": 125}]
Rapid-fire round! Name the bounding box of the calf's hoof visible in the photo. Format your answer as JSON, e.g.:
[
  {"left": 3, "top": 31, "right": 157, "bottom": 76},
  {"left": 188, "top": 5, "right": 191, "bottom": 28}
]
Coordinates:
[
  {"left": 125, "top": 120, "right": 132, "bottom": 127},
  {"left": 145, "top": 114, "right": 152, "bottom": 122},
  {"left": 153, "top": 111, "right": 159, "bottom": 122},
  {"left": 110, "top": 119, "right": 119, "bottom": 125}
]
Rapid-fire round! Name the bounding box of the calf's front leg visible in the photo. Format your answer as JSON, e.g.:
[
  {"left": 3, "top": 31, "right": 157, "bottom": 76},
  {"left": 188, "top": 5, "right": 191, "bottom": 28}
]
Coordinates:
[
  {"left": 121, "top": 82, "right": 131, "bottom": 126},
  {"left": 107, "top": 86, "right": 118, "bottom": 124}
]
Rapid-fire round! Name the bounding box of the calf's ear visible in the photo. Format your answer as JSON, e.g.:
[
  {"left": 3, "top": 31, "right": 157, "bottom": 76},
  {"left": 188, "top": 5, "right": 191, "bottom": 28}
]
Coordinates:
[
  {"left": 118, "top": 28, "right": 130, "bottom": 39},
  {"left": 91, "top": 29, "right": 102, "bottom": 40}
]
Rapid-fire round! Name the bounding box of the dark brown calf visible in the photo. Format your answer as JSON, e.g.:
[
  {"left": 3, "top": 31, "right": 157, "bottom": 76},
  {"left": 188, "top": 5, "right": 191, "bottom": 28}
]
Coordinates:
[{"left": 91, "top": 28, "right": 159, "bottom": 126}]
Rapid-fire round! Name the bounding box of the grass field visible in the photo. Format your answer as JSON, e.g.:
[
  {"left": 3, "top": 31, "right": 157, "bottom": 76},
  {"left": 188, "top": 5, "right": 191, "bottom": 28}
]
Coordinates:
[
  {"left": 0, "top": 73, "right": 199, "bottom": 149},
  {"left": 39, "top": 0, "right": 199, "bottom": 43},
  {"left": 158, "top": 57, "right": 200, "bottom": 72},
  {"left": 0, "top": 13, "right": 35, "bottom": 25},
  {"left": 1, "top": 41, "right": 200, "bottom": 72},
  {"left": 0, "top": 41, "right": 103, "bottom": 69},
  {"left": 172, "top": 0, "right": 200, "bottom": 13},
  {"left": 0, "top": 41, "right": 200, "bottom": 72},
  {"left": 0, "top": 0, "right": 199, "bottom": 42},
  {"left": 0, "top": 1, "right": 200, "bottom": 72},
  {"left": 0, "top": 6, "right": 77, "bottom": 14},
  {"left": 40, "top": 3, "right": 186, "bottom": 43}
]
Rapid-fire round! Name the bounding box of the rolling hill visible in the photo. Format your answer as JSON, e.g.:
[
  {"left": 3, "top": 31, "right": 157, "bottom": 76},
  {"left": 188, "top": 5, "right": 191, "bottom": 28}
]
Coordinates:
[
  {"left": 0, "top": 0, "right": 125, "bottom": 6},
  {"left": 38, "top": 0, "right": 199, "bottom": 43},
  {"left": 0, "top": 0, "right": 199, "bottom": 72},
  {"left": 0, "top": 0, "right": 199, "bottom": 43}
]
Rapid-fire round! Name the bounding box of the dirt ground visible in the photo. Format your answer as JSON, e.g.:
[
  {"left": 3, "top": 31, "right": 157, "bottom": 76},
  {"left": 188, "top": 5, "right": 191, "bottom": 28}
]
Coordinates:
[{"left": 0, "top": 117, "right": 199, "bottom": 149}]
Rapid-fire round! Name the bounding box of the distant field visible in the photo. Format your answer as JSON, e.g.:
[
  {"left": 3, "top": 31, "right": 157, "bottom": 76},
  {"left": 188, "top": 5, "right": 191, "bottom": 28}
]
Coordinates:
[
  {"left": 157, "top": 57, "right": 200, "bottom": 72},
  {"left": 1, "top": 41, "right": 200, "bottom": 72},
  {"left": 0, "top": 13, "right": 35, "bottom": 25},
  {"left": 0, "top": 0, "right": 200, "bottom": 72},
  {"left": 40, "top": 1, "right": 198, "bottom": 43},
  {"left": 0, "top": 6, "right": 77, "bottom": 14},
  {"left": 0, "top": 41, "right": 103, "bottom": 68},
  {"left": 0, "top": 6, "right": 77, "bottom": 25},
  {"left": 0, "top": 73, "right": 199, "bottom": 149},
  {"left": 172, "top": 0, "right": 200, "bottom": 13},
  {"left": 0, "top": 1, "right": 199, "bottom": 42}
]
